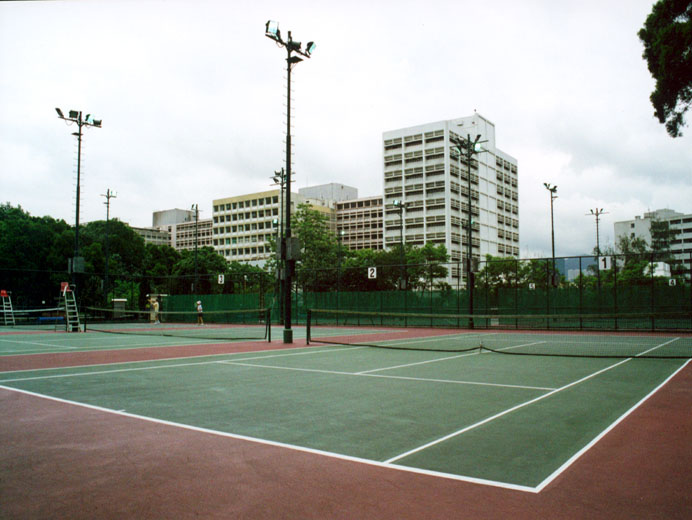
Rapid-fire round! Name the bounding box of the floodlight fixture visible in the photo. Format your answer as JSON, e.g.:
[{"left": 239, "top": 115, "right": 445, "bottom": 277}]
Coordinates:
[
  {"left": 305, "top": 41, "right": 316, "bottom": 56},
  {"left": 69, "top": 110, "right": 79, "bottom": 119},
  {"left": 265, "top": 20, "right": 280, "bottom": 39},
  {"left": 55, "top": 107, "right": 64, "bottom": 118}
]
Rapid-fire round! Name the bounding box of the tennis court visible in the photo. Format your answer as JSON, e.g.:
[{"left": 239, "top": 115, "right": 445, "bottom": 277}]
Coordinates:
[{"left": 1, "top": 319, "right": 689, "bottom": 499}]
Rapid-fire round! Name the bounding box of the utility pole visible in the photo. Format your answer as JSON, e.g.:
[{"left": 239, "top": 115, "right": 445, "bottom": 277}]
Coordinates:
[
  {"left": 101, "top": 189, "right": 117, "bottom": 303},
  {"left": 587, "top": 208, "right": 608, "bottom": 256}
]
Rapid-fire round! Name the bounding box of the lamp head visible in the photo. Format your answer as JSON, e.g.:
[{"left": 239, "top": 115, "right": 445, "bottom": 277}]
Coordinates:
[
  {"left": 265, "top": 20, "right": 280, "bottom": 40},
  {"left": 55, "top": 107, "right": 64, "bottom": 118}
]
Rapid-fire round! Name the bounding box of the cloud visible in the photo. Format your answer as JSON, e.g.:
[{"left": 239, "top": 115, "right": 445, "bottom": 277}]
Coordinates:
[{"left": 1, "top": 0, "right": 689, "bottom": 260}]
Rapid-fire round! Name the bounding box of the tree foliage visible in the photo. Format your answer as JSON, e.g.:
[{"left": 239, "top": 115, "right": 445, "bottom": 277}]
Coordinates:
[
  {"left": 638, "top": 0, "right": 692, "bottom": 137},
  {"left": 286, "top": 203, "right": 449, "bottom": 292}
]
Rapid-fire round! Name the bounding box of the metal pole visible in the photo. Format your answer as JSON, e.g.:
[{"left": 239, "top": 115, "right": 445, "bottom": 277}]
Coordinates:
[
  {"left": 265, "top": 22, "right": 315, "bottom": 342},
  {"left": 283, "top": 38, "right": 294, "bottom": 343},
  {"left": 550, "top": 193, "right": 555, "bottom": 278},
  {"left": 544, "top": 183, "right": 557, "bottom": 287},
  {"left": 101, "top": 189, "right": 116, "bottom": 303},
  {"left": 400, "top": 204, "right": 404, "bottom": 290},
  {"left": 73, "top": 115, "right": 83, "bottom": 291},
  {"left": 279, "top": 170, "right": 285, "bottom": 324},
  {"left": 192, "top": 203, "right": 199, "bottom": 293},
  {"left": 466, "top": 135, "right": 475, "bottom": 328}
]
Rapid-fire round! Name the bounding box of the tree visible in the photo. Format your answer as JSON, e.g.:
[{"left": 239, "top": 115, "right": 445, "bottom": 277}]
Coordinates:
[
  {"left": 292, "top": 203, "right": 340, "bottom": 292},
  {"left": 172, "top": 247, "right": 229, "bottom": 295},
  {"left": 406, "top": 243, "right": 449, "bottom": 290},
  {"left": 638, "top": 0, "right": 692, "bottom": 137},
  {"left": 0, "top": 204, "right": 72, "bottom": 306}
]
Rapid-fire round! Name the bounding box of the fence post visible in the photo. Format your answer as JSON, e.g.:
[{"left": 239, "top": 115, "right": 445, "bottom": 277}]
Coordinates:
[
  {"left": 546, "top": 261, "right": 551, "bottom": 329},
  {"left": 613, "top": 254, "right": 618, "bottom": 330},
  {"left": 651, "top": 252, "right": 655, "bottom": 331},
  {"left": 579, "top": 256, "right": 583, "bottom": 330}
]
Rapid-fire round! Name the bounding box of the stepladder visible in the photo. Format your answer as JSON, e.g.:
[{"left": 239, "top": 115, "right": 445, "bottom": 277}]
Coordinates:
[
  {"left": 1, "top": 289, "right": 15, "bottom": 326},
  {"left": 61, "top": 283, "right": 81, "bottom": 332}
]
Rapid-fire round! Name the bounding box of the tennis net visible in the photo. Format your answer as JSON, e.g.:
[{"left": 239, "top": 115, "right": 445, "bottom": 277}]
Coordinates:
[
  {"left": 1, "top": 307, "right": 66, "bottom": 331},
  {"left": 85, "top": 307, "right": 271, "bottom": 341},
  {"left": 306, "top": 308, "right": 692, "bottom": 358}
]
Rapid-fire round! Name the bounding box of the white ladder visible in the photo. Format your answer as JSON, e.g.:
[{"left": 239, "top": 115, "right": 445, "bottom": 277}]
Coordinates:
[
  {"left": 62, "top": 287, "right": 81, "bottom": 332},
  {"left": 1, "top": 291, "right": 15, "bottom": 326}
]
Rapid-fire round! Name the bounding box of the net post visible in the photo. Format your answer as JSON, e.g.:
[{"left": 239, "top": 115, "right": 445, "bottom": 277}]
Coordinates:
[
  {"left": 306, "top": 309, "right": 311, "bottom": 345},
  {"left": 265, "top": 308, "right": 271, "bottom": 342}
]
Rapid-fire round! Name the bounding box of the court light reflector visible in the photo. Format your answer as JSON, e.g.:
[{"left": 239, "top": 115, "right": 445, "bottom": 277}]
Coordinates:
[{"left": 265, "top": 20, "right": 279, "bottom": 38}]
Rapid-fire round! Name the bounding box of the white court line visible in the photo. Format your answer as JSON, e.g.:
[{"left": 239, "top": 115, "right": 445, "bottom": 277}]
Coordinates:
[
  {"left": 0, "top": 336, "right": 269, "bottom": 355},
  {"left": 384, "top": 357, "right": 632, "bottom": 464},
  {"left": 2, "top": 338, "right": 687, "bottom": 493},
  {"left": 218, "top": 360, "right": 554, "bottom": 391},
  {"left": 357, "top": 341, "right": 546, "bottom": 375},
  {"left": 356, "top": 351, "right": 480, "bottom": 374},
  {"left": 0, "top": 338, "right": 78, "bottom": 349},
  {"left": 385, "top": 336, "right": 684, "bottom": 466},
  {"left": 0, "top": 384, "right": 536, "bottom": 493},
  {"left": 0, "top": 347, "right": 357, "bottom": 383},
  {"left": 535, "top": 356, "right": 690, "bottom": 492}
]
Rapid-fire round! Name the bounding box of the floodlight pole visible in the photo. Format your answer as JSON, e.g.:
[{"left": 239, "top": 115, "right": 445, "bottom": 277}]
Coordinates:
[
  {"left": 266, "top": 20, "right": 315, "bottom": 344},
  {"left": 544, "top": 183, "right": 558, "bottom": 286},
  {"left": 55, "top": 108, "right": 102, "bottom": 294},
  {"left": 101, "top": 188, "right": 117, "bottom": 302},
  {"left": 450, "top": 133, "right": 485, "bottom": 328},
  {"left": 271, "top": 168, "right": 286, "bottom": 324}
]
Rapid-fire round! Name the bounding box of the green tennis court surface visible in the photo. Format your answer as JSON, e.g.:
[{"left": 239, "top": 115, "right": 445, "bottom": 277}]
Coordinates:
[{"left": 1, "top": 329, "right": 687, "bottom": 491}]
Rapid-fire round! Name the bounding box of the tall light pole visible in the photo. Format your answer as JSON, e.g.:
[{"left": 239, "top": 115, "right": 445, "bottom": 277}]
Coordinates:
[
  {"left": 587, "top": 208, "right": 608, "bottom": 256},
  {"left": 271, "top": 169, "right": 286, "bottom": 323},
  {"left": 265, "top": 20, "right": 316, "bottom": 344},
  {"left": 544, "top": 183, "right": 558, "bottom": 287},
  {"left": 55, "top": 108, "right": 102, "bottom": 293},
  {"left": 101, "top": 188, "right": 117, "bottom": 303},
  {"left": 392, "top": 199, "right": 408, "bottom": 290},
  {"left": 450, "top": 133, "right": 486, "bottom": 327},
  {"left": 191, "top": 203, "right": 199, "bottom": 293}
]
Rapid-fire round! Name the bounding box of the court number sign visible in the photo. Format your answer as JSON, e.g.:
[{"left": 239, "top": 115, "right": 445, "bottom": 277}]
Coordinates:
[
  {"left": 368, "top": 267, "right": 377, "bottom": 279},
  {"left": 597, "top": 256, "right": 613, "bottom": 270},
  {"left": 218, "top": 274, "right": 225, "bottom": 285}
]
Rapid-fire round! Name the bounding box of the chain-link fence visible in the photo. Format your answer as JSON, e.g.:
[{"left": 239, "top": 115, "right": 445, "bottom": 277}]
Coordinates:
[{"left": 3, "top": 252, "right": 691, "bottom": 331}]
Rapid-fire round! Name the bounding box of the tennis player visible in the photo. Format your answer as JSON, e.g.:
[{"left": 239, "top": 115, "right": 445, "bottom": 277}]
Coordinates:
[{"left": 196, "top": 300, "right": 204, "bottom": 325}]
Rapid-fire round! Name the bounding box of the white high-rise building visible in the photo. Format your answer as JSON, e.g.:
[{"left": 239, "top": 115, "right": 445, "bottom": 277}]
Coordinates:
[
  {"left": 614, "top": 209, "right": 692, "bottom": 274},
  {"left": 383, "top": 113, "right": 519, "bottom": 285}
]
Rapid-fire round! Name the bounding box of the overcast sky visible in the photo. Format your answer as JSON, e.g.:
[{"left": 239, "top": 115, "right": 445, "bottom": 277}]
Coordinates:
[{"left": 1, "top": 0, "right": 690, "bottom": 258}]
